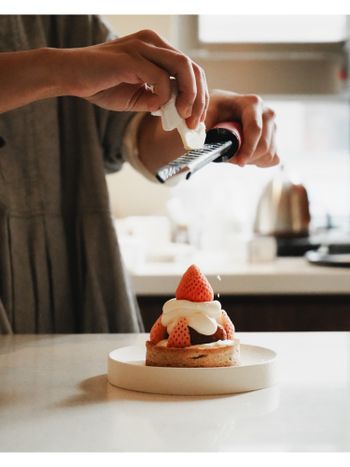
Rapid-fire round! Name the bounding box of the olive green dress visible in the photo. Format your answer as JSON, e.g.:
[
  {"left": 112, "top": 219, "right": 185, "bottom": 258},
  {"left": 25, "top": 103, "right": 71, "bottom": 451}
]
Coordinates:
[{"left": 0, "top": 15, "right": 144, "bottom": 333}]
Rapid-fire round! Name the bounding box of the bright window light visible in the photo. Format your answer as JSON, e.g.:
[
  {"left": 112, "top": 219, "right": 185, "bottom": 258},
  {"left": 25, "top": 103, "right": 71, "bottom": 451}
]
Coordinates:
[
  {"left": 199, "top": 15, "right": 348, "bottom": 43},
  {"left": 170, "top": 99, "right": 350, "bottom": 235}
]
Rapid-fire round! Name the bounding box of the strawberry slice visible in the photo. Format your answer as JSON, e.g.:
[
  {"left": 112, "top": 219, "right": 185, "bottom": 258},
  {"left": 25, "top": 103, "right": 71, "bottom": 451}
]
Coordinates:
[
  {"left": 175, "top": 264, "right": 214, "bottom": 302},
  {"left": 213, "top": 324, "right": 227, "bottom": 341},
  {"left": 221, "top": 311, "right": 235, "bottom": 340},
  {"left": 167, "top": 317, "right": 191, "bottom": 348},
  {"left": 149, "top": 316, "right": 167, "bottom": 344}
]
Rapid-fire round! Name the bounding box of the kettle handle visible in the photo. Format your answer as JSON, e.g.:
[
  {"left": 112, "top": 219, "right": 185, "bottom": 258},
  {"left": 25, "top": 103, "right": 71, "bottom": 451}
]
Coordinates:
[{"left": 205, "top": 121, "right": 243, "bottom": 162}]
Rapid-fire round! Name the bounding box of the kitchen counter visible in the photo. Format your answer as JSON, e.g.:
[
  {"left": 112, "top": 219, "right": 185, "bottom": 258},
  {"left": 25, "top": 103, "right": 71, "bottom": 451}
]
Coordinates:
[
  {"left": 130, "top": 258, "right": 350, "bottom": 332},
  {"left": 129, "top": 258, "right": 350, "bottom": 295},
  {"left": 1, "top": 332, "right": 350, "bottom": 452}
]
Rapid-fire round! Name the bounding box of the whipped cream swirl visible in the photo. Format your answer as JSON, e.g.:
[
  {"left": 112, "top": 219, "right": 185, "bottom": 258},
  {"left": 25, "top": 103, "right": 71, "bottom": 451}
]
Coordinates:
[{"left": 161, "top": 298, "right": 222, "bottom": 336}]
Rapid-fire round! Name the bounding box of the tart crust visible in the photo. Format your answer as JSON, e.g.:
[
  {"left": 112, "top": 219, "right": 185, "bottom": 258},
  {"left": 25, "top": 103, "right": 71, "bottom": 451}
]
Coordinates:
[{"left": 145, "top": 339, "right": 240, "bottom": 368}]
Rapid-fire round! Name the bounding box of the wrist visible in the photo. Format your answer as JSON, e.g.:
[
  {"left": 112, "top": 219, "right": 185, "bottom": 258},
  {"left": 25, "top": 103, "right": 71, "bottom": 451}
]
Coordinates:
[
  {"left": 0, "top": 47, "right": 76, "bottom": 113},
  {"left": 42, "top": 46, "right": 100, "bottom": 98},
  {"left": 35, "top": 47, "right": 73, "bottom": 97}
]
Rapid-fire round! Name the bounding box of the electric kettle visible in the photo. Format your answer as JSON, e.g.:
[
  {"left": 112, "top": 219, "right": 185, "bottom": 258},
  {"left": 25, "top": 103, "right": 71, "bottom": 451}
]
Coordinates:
[{"left": 254, "top": 167, "right": 311, "bottom": 238}]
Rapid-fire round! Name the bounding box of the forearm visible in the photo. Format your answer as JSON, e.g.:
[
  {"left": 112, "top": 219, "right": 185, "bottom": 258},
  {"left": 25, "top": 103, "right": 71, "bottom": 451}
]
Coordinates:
[
  {"left": 138, "top": 114, "right": 185, "bottom": 174},
  {"left": 0, "top": 48, "right": 67, "bottom": 113}
]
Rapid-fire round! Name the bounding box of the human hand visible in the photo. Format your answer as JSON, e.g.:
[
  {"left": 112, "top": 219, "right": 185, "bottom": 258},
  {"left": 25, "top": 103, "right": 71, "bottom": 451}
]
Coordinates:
[
  {"left": 205, "top": 90, "right": 279, "bottom": 168},
  {"left": 61, "top": 29, "right": 208, "bottom": 125}
]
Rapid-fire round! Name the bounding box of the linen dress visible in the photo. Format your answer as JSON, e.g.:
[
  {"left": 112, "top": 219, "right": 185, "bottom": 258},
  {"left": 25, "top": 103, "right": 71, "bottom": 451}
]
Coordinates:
[{"left": 0, "top": 15, "right": 144, "bottom": 333}]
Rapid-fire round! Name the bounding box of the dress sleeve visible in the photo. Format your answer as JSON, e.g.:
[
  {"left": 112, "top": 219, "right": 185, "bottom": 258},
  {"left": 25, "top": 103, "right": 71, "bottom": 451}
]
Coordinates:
[{"left": 93, "top": 105, "right": 136, "bottom": 174}]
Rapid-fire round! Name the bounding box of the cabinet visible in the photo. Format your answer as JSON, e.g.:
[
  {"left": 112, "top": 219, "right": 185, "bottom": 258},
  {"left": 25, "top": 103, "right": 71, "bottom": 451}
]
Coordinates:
[{"left": 138, "top": 294, "right": 350, "bottom": 332}]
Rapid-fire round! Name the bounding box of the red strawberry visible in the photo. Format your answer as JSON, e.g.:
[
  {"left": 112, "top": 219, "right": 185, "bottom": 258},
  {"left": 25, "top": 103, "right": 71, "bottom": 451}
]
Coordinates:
[
  {"left": 221, "top": 311, "right": 235, "bottom": 340},
  {"left": 175, "top": 264, "right": 214, "bottom": 302},
  {"left": 213, "top": 324, "right": 227, "bottom": 341},
  {"left": 167, "top": 317, "right": 191, "bottom": 348},
  {"left": 149, "top": 316, "right": 167, "bottom": 344}
]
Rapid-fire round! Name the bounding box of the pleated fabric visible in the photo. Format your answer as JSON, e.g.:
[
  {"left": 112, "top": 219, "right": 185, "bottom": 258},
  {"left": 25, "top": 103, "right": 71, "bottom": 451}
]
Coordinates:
[{"left": 0, "top": 15, "right": 144, "bottom": 333}]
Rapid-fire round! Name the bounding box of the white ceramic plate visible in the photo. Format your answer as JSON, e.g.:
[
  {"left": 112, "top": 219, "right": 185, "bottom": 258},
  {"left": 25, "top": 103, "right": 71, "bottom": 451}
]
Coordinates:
[{"left": 107, "top": 343, "right": 278, "bottom": 395}]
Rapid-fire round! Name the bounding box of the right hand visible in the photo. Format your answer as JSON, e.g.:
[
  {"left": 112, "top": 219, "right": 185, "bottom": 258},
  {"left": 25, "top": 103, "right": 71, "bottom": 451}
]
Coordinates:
[
  {"left": 60, "top": 29, "right": 209, "bottom": 127},
  {"left": 205, "top": 90, "right": 279, "bottom": 168}
]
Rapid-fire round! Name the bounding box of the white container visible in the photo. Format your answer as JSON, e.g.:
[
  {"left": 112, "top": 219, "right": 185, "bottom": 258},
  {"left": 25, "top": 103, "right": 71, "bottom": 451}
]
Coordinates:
[{"left": 247, "top": 235, "right": 277, "bottom": 263}]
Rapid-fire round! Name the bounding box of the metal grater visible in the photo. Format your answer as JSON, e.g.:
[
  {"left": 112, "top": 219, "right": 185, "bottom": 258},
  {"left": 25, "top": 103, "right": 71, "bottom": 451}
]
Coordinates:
[
  {"left": 156, "top": 141, "right": 232, "bottom": 184},
  {"left": 155, "top": 121, "right": 242, "bottom": 184}
]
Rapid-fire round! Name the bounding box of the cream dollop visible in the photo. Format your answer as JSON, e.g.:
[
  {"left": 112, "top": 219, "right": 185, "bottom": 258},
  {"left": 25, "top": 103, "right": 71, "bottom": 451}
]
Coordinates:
[{"left": 161, "top": 298, "right": 222, "bottom": 336}]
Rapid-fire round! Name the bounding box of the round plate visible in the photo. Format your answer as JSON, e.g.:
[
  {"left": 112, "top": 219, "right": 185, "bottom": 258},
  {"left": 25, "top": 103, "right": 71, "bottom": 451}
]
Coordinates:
[{"left": 107, "top": 343, "right": 278, "bottom": 395}]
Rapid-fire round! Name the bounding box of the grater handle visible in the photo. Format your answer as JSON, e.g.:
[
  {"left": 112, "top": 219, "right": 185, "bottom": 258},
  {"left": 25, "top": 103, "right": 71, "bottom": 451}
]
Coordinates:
[{"left": 205, "top": 121, "right": 243, "bottom": 162}]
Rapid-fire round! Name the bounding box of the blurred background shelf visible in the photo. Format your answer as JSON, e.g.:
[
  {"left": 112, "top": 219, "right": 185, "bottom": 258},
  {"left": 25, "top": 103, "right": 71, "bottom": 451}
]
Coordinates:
[{"left": 128, "top": 258, "right": 350, "bottom": 332}]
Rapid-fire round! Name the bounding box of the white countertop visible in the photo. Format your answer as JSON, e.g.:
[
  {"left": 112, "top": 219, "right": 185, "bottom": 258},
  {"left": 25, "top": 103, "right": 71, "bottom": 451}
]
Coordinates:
[
  {"left": 129, "top": 258, "right": 350, "bottom": 295},
  {"left": 1, "top": 332, "right": 350, "bottom": 452}
]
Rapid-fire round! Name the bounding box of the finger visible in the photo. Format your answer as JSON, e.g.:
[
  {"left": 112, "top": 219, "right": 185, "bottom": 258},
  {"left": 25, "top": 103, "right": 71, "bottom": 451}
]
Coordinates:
[
  {"left": 234, "top": 95, "right": 263, "bottom": 166},
  {"left": 133, "top": 29, "right": 180, "bottom": 54},
  {"left": 249, "top": 109, "right": 276, "bottom": 163},
  {"left": 127, "top": 31, "right": 205, "bottom": 121},
  {"left": 251, "top": 129, "right": 279, "bottom": 167},
  {"left": 255, "top": 153, "right": 280, "bottom": 168},
  {"left": 197, "top": 65, "right": 210, "bottom": 124},
  {"left": 133, "top": 89, "right": 170, "bottom": 112},
  {"left": 101, "top": 83, "right": 167, "bottom": 112},
  {"left": 136, "top": 42, "right": 197, "bottom": 119},
  {"left": 186, "top": 64, "right": 208, "bottom": 129},
  {"left": 121, "top": 35, "right": 199, "bottom": 119},
  {"left": 202, "top": 73, "right": 210, "bottom": 122},
  {"left": 120, "top": 29, "right": 179, "bottom": 54}
]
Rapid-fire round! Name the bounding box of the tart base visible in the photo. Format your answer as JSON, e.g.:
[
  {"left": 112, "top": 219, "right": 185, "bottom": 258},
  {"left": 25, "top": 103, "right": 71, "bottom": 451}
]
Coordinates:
[{"left": 145, "top": 339, "right": 240, "bottom": 368}]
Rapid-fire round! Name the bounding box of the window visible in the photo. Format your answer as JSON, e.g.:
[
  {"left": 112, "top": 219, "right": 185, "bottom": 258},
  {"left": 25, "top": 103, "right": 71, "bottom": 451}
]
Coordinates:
[
  {"left": 199, "top": 15, "right": 348, "bottom": 43},
  {"left": 174, "top": 15, "right": 349, "bottom": 95},
  {"left": 169, "top": 99, "right": 350, "bottom": 251},
  {"left": 171, "top": 15, "right": 350, "bottom": 232},
  {"left": 169, "top": 16, "right": 350, "bottom": 247}
]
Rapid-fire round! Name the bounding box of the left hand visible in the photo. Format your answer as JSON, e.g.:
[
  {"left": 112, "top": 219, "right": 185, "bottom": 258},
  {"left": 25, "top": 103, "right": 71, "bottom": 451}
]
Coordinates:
[{"left": 205, "top": 89, "right": 279, "bottom": 168}]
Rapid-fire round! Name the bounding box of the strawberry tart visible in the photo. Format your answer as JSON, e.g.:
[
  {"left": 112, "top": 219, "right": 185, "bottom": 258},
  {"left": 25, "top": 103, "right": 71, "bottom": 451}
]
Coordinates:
[{"left": 145, "top": 265, "right": 240, "bottom": 368}]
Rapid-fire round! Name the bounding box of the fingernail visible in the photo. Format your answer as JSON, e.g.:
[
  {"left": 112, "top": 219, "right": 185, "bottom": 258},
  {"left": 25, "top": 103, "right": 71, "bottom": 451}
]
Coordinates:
[
  {"left": 184, "top": 105, "right": 192, "bottom": 119},
  {"left": 188, "top": 119, "right": 198, "bottom": 130}
]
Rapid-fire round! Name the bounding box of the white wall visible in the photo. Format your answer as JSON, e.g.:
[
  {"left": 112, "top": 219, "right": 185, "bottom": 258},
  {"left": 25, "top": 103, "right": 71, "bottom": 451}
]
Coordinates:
[{"left": 104, "top": 15, "right": 173, "bottom": 218}]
